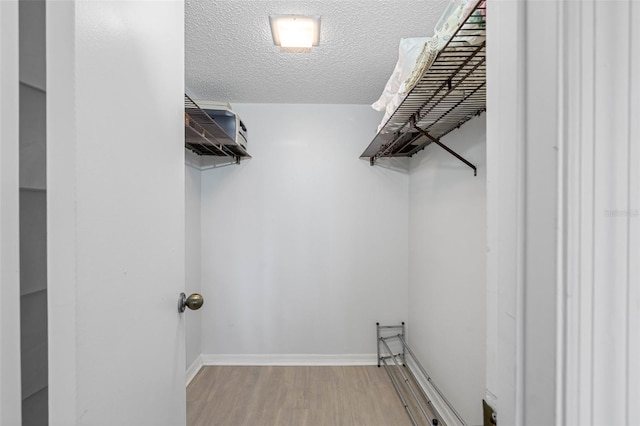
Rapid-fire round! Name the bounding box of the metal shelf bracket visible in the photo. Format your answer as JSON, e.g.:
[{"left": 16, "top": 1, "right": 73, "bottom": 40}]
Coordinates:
[{"left": 410, "top": 117, "right": 477, "bottom": 176}]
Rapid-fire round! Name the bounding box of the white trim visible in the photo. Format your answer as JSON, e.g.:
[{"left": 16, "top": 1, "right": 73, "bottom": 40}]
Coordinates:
[
  {"left": 0, "top": 1, "right": 22, "bottom": 424},
  {"left": 46, "top": 2, "right": 78, "bottom": 423},
  {"left": 628, "top": 6, "right": 640, "bottom": 425},
  {"left": 200, "top": 354, "right": 378, "bottom": 366},
  {"left": 186, "top": 355, "right": 204, "bottom": 386},
  {"left": 560, "top": 1, "right": 640, "bottom": 424},
  {"left": 489, "top": 1, "right": 569, "bottom": 423},
  {"left": 558, "top": 2, "right": 591, "bottom": 423},
  {"left": 405, "top": 357, "right": 464, "bottom": 426},
  {"left": 486, "top": 1, "right": 528, "bottom": 424}
]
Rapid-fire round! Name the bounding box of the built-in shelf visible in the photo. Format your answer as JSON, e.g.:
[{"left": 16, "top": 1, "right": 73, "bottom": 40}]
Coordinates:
[
  {"left": 361, "top": 0, "right": 486, "bottom": 175},
  {"left": 184, "top": 94, "right": 251, "bottom": 163}
]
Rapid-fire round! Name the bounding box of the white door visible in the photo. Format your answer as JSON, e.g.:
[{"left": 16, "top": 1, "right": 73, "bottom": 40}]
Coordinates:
[{"left": 46, "top": 1, "right": 187, "bottom": 425}]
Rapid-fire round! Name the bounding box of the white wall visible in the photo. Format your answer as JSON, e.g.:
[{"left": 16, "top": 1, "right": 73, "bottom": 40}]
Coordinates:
[
  {"left": 185, "top": 154, "right": 202, "bottom": 372},
  {"left": 408, "top": 116, "right": 486, "bottom": 425},
  {"left": 199, "top": 104, "right": 409, "bottom": 361}
]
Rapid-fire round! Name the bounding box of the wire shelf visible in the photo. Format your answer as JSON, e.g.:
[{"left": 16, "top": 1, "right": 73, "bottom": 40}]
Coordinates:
[
  {"left": 361, "top": 1, "right": 486, "bottom": 166},
  {"left": 184, "top": 94, "right": 251, "bottom": 161}
]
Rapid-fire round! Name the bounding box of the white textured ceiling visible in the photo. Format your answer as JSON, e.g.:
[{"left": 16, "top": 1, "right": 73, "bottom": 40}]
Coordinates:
[{"left": 185, "top": 0, "right": 450, "bottom": 104}]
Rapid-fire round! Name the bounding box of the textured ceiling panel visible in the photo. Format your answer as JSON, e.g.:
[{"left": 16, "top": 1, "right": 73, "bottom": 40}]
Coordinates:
[{"left": 186, "top": 0, "right": 449, "bottom": 104}]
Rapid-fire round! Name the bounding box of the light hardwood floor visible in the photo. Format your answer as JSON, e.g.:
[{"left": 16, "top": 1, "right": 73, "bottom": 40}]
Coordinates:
[{"left": 187, "top": 366, "right": 422, "bottom": 426}]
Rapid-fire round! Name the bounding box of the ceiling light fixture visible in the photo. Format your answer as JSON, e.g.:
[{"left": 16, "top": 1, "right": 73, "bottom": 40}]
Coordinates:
[{"left": 269, "top": 15, "right": 320, "bottom": 49}]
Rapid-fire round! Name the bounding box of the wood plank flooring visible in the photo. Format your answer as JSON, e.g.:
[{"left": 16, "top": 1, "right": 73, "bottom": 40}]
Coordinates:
[{"left": 187, "top": 366, "right": 418, "bottom": 426}]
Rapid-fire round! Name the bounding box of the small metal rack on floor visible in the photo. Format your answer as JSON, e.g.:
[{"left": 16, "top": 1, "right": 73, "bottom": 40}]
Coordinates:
[{"left": 377, "top": 323, "right": 467, "bottom": 426}]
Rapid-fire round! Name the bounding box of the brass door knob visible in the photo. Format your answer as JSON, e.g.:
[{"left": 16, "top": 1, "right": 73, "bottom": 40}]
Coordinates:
[{"left": 178, "top": 292, "right": 204, "bottom": 313}]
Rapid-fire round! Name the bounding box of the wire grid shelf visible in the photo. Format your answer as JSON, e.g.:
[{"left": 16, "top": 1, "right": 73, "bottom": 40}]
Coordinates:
[
  {"left": 361, "top": 1, "right": 486, "bottom": 163},
  {"left": 184, "top": 94, "right": 250, "bottom": 160}
]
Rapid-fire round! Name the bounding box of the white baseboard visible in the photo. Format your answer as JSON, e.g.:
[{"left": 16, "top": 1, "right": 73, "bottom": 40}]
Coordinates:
[
  {"left": 186, "top": 355, "right": 204, "bottom": 386},
  {"left": 405, "top": 357, "right": 465, "bottom": 426},
  {"left": 200, "top": 353, "right": 378, "bottom": 366}
]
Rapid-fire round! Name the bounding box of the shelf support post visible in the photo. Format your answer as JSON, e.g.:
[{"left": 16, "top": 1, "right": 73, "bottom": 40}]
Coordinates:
[{"left": 410, "top": 118, "right": 477, "bottom": 176}]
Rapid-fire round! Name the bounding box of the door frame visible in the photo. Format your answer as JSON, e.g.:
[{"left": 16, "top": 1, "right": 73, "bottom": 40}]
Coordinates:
[
  {"left": 45, "top": 2, "right": 78, "bottom": 422},
  {"left": 0, "top": 1, "right": 22, "bottom": 424},
  {"left": 488, "top": 1, "right": 640, "bottom": 424}
]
